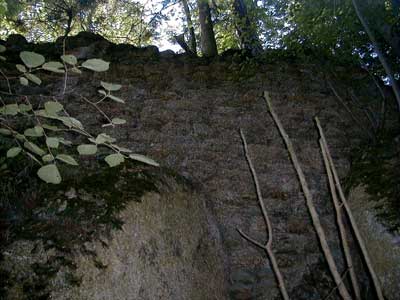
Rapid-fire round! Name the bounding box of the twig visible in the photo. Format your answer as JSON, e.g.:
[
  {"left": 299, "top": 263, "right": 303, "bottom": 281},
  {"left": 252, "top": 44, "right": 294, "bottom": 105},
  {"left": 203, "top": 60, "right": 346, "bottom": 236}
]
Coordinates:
[
  {"left": 238, "top": 129, "right": 290, "bottom": 300},
  {"left": 0, "top": 68, "right": 12, "bottom": 94},
  {"left": 264, "top": 91, "right": 352, "bottom": 300},
  {"left": 319, "top": 137, "right": 361, "bottom": 300},
  {"left": 327, "top": 79, "right": 374, "bottom": 140},
  {"left": 315, "top": 118, "right": 384, "bottom": 300}
]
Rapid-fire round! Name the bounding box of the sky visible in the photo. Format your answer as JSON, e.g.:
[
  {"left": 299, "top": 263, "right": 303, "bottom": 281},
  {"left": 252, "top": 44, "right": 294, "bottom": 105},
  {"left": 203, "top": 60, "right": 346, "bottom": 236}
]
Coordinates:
[{"left": 138, "top": 0, "right": 184, "bottom": 52}]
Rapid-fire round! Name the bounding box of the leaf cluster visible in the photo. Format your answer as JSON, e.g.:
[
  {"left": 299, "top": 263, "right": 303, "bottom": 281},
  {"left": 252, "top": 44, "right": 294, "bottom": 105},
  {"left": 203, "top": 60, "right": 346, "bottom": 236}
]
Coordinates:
[{"left": 1, "top": 46, "right": 159, "bottom": 184}]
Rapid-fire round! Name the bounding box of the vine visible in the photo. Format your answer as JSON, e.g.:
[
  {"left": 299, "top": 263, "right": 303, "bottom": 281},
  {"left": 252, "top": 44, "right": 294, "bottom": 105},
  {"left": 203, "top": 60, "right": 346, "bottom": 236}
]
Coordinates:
[{"left": 0, "top": 45, "right": 159, "bottom": 184}]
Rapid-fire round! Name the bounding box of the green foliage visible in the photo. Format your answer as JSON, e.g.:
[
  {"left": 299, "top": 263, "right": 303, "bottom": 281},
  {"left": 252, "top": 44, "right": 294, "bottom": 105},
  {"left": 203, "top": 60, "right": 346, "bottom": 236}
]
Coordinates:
[
  {"left": 347, "top": 129, "right": 400, "bottom": 232},
  {"left": 0, "top": 47, "right": 159, "bottom": 184}
]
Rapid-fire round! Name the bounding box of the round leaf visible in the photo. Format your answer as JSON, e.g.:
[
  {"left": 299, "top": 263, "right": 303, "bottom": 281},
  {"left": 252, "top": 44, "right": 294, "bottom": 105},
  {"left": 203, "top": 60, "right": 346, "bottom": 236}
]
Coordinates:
[
  {"left": 61, "top": 54, "right": 77, "bottom": 65},
  {"left": 24, "top": 141, "right": 46, "bottom": 156},
  {"left": 71, "top": 67, "right": 82, "bottom": 74},
  {"left": 59, "top": 117, "right": 84, "bottom": 130},
  {"left": 82, "top": 59, "right": 109, "bottom": 72},
  {"left": 16, "top": 64, "right": 26, "bottom": 73},
  {"left": 129, "top": 154, "right": 159, "bottom": 167},
  {"left": 3, "top": 104, "right": 19, "bottom": 115},
  {"left": 56, "top": 154, "right": 78, "bottom": 166},
  {"left": 7, "top": 147, "right": 22, "bottom": 158},
  {"left": 100, "top": 81, "right": 122, "bottom": 91},
  {"left": 20, "top": 77, "right": 29, "bottom": 86},
  {"left": 0, "top": 45, "right": 5, "bottom": 53},
  {"left": 95, "top": 133, "right": 116, "bottom": 144},
  {"left": 46, "top": 137, "right": 59, "bottom": 148},
  {"left": 42, "top": 61, "right": 65, "bottom": 73},
  {"left": 77, "top": 144, "right": 97, "bottom": 155},
  {"left": 42, "top": 154, "right": 55, "bottom": 163},
  {"left": 24, "top": 126, "right": 44, "bottom": 137},
  {"left": 19, "top": 103, "right": 32, "bottom": 112},
  {"left": 112, "top": 118, "right": 126, "bottom": 125},
  {"left": 0, "top": 128, "right": 12, "bottom": 135},
  {"left": 37, "top": 164, "right": 61, "bottom": 184},
  {"left": 105, "top": 153, "right": 125, "bottom": 167},
  {"left": 20, "top": 51, "right": 45, "bottom": 68},
  {"left": 25, "top": 73, "right": 42, "bottom": 85},
  {"left": 44, "top": 101, "right": 63, "bottom": 115}
]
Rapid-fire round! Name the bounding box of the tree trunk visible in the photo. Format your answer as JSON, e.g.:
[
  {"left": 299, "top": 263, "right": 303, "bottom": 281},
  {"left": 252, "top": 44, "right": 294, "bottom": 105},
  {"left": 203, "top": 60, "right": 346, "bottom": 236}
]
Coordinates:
[
  {"left": 197, "top": 0, "right": 218, "bottom": 57},
  {"left": 181, "top": 0, "right": 197, "bottom": 54},
  {"left": 233, "top": 0, "right": 262, "bottom": 55}
]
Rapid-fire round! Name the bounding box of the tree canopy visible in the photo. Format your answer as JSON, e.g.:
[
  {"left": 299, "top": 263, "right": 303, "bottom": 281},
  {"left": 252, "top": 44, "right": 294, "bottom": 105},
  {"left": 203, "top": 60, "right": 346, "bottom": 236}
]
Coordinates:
[{"left": 0, "top": 0, "right": 399, "bottom": 89}]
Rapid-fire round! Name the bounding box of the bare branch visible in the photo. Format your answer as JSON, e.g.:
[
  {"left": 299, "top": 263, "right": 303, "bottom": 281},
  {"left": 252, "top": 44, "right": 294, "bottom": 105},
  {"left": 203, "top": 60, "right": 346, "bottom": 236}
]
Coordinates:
[
  {"left": 315, "top": 118, "right": 384, "bottom": 300},
  {"left": 264, "top": 91, "right": 352, "bottom": 300},
  {"left": 239, "top": 128, "right": 290, "bottom": 300},
  {"left": 320, "top": 138, "right": 361, "bottom": 300}
]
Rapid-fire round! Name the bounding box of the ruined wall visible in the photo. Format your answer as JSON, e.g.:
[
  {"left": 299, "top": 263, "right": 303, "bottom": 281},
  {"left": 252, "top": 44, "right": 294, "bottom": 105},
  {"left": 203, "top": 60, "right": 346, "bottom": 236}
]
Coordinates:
[
  {"left": 67, "top": 51, "right": 357, "bottom": 298},
  {"left": 1, "top": 33, "right": 384, "bottom": 299}
]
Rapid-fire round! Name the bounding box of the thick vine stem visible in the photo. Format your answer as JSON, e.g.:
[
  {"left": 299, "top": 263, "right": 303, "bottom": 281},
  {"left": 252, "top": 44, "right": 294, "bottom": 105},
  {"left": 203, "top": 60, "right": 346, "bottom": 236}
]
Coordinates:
[
  {"left": 238, "top": 128, "right": 290, "bottom": 300},
  {"left": 315, "top": 117, "right": 384, "bottom": 300},
  {"left": 319, "top": 138, "right": 361, "bottom": 300},
  {"left": 263, "top": 91, "right": 352, "bottom": 300}
]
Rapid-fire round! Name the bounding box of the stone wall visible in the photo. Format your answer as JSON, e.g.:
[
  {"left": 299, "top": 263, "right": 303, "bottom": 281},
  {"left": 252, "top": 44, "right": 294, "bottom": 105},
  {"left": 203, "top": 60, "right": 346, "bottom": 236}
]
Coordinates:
[
  {"left": 0, "top": 33, "right": 382, "bottom": 299},
  {"left": 65, "top": 52, "right": 358, "bottom": 298}
]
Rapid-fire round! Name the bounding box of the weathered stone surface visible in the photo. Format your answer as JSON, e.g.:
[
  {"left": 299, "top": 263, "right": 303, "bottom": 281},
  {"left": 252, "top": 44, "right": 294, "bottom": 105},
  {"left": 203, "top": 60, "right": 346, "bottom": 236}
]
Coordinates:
[
  {"left": 2, "top": 32, "right": 395, "bottom": 299},
  {"left": 349, "top": 186, "right": 400, "bottom": 300},
  {"left": 0, "top": 166, "right": 227, "bottom": 300}
]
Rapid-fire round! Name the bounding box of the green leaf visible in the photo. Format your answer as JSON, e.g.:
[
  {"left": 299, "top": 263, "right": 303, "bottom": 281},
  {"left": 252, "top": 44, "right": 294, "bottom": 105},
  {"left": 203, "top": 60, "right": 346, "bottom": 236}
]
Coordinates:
[
  {"left": 129, "top": 154, "right": 159, "bottom": 167},
  {"left": 42, "top": 124, "right": 59, "bottom": 131},
  {"left": 59, "top": 117, "right": 84, "bottom": 130},
  {"left": 98, "top": 89, "right": 107, "bottom": 96},
  {"left": 24, "top": 126, "right": 44, "bottom": 137},
  {"left": 20, "top": 77, "right": 29, "bottom": 86},
  {"left": 42, "top": 154, "right": 55, "bottom": 163},
  {"left": 15, "top": 133, "right": 25, "bottom": 141},
  {"left": 0, "top": 128, "right": 12, "bottom": 135},
  {"left": 20, "top": 51, "right": 45, "bottom": 68},
  {"left": 44, "top": 101, "right": 63, "bottom": 115},
  {"left": 107, "top": 94, "right": 125, "bottom": 103},
  {"left": 61, "top": 54, "right": 77, "bottom": 65},
  {"left": 37, "top": 164, "right": 61, "bottom": 184},
  {"left": 82, "top": 59, "right": 109, "bottom": 72},
  {"left": 58, "top": 137, "right": 72, "bottom": 146},
  {"left": 111, "top": 144, "right": 132, "bottom": 153},
  {"left": 0, "top": 55, "right": 5, "bottom": 61},
  {"left": 25, "top": 73, "right": 42, "bottom": 85},
  {"left": 0, "top": 45, "right": 5, "bottom": 53},
  {"left": 3, "top": 104, "right": 19, "bottom": 115},
  {"left": 7, "top": 147, "right": 22, "bottom": 158},
  {"left": 42, "top": 61, "right": 65, "bottom": 73},
  {"left": 77, "top": 144, "right": 97, "bottom": 155},
  {"left": 16, "top": 64, "right": 26, "bottom": 73},
  {"left": 19, "top": 103, "right": 32, "bottom": 112},
  {"left": 94, "top": 133, "right": 116, "bottom": 144},
  {"left": 24, "top": 141, "right": 46, "bottom": 156},
  {"left": 112, "top": 118, "right": 126, "bottom": 125},
  {"left": 56, "top": 154, "right": 78, "bottom": 166},
  {"left": 105, "top": 153, "right": 125, "bottom": 167},
  {"left": 46, "top": 137, "right": 59, "bottom": 148},
  {"left": 71, "top": 67, "right": 82, "bottom": 74},
  {"left": 100, "top": 81, "right": 122, "bottom": 91}
]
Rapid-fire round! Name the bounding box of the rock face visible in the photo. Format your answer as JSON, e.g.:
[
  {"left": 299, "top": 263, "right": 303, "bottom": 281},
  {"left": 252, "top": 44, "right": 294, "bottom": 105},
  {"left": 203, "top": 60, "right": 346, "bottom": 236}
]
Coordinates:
[
  {"left": 349, "top": 186, "right": 400, "bottom": 300},
  {"left": 0, "top": 166, "right": 227, "bottom": 300},
  {"left": 1, "top": 32, "right": 394, "bottom": 299}
]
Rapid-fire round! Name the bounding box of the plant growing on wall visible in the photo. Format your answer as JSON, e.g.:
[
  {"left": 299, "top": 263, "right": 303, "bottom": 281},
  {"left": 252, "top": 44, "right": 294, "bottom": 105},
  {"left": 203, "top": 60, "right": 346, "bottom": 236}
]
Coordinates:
[{"left": 0, "top": 45, "right": 159, "bottom": 184}]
